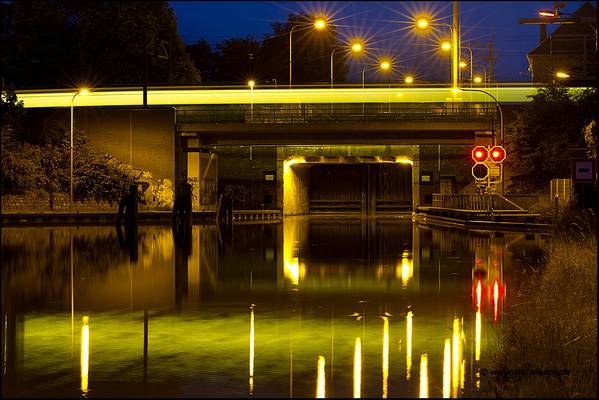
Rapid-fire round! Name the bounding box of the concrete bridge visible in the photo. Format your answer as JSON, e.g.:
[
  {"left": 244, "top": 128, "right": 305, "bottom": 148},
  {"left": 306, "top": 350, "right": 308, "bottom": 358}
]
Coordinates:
[{"left": 14, "top": 85, "right": 588, "bottom": 215}]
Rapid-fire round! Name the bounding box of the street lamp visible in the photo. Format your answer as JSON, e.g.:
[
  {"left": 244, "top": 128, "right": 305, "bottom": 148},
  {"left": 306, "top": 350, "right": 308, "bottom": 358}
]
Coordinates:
[
  {"left": 415, "top": 15, "right": 457, "bottom": 89},
  {"left": 404, "top": 76, "right": 414, "bottom": 84},
  {"left": 331, "top": 39, "right": 364, "bottom": 88},
  {"left": 289, "top": 17, "right": 327, "bottom": 88},
  {"left": 248, "top": 80, "right": 255, "bottom": 120},
  {"left": 460, "top": 46, "right": 474, "bottom": 86},
  {"left": 70, "top": 88, "right": 89, "bottom": 210},
  {"left": 457, "top": 88, "right": 503, "bottom": 146},
  {"left": 361, "top": 60, "right": 393, "bottom": 115},
  {"left": 473, "top": 76, "right": 483, "bottom": 84},
  {"left": 556, "top": 71, "right": 570, "bottom": 78}
]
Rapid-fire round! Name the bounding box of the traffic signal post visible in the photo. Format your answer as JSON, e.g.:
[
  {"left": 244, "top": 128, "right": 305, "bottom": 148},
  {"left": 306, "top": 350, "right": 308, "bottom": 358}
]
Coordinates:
[{"left": 472, "top": 145, "right": 506, "bottom": 194}]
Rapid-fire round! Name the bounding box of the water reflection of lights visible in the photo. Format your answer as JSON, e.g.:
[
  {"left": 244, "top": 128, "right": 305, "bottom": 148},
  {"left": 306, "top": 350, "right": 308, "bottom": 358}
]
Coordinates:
[
  {"left": 284, "top": 257, "right": 300, "bottom": 286},
  {"left": 396, "top": 251, "right": 413, "bottom": 287},
  {"left": 354, "top": 337, "right": 361, "bottom": 398},
  {"left": 81, "top": 316, "right": 90, "bottom": 395},
  {"left": 317, "top": 356, "right": 326, "bottom": 398},
  {"left": 475, "top": 310, "right": 481, "bottom": 361},
  {"left": 406, "top": 310, "right": 413, "bottom": 380},
  {"left": 493, "top": 281, "right": 499, "bottom": 321},
  {"left": 249, "top": 305, "right": 255, "bottom": 395},
  {"left": 476, "top": 280, "right": 482, "bottom": 310},
  {"left": 443, "top": 338, "right": 451, "bottom": 398},
  {"left": 451, "top": 318, "right": 461, "bottom": 398},
  {"left": 419, "top": 354, "right": 428, "bottom": 398},
  {"left": 382, "top": 316, "right": 389, "bottom": 398}
]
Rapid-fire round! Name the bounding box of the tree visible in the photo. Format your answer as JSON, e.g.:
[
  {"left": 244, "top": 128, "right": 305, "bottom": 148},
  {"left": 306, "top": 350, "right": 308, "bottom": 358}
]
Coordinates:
[
  {"left": 3, "top": 1, "right": 200, "bottom": 89},
  {"left": 261, "top": 12, "right": 348, "bottom": 85},
  {"left": 214, "top": 36, "right": 263, "bottom": 83},
  {"left": 505, "top": 85, "right": 597, "bottom": 193},
  {"left": 187, "top": 39, "right": 218, "bottom": 83}
]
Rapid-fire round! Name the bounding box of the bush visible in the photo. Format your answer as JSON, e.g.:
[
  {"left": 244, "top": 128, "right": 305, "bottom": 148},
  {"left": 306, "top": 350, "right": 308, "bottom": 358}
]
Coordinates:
[{"left": 487, "top": 236, "right": 597, "bottom": 398}]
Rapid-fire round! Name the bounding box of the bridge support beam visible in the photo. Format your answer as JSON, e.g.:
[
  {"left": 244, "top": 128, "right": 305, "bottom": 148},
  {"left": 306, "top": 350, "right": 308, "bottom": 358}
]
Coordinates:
[{"left": 412, "top": 145, "right": 421, "bottom": 212}]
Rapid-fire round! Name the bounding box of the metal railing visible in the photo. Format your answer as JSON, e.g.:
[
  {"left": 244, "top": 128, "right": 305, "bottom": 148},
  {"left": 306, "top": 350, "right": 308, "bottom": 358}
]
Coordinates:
[
  {"left": 432, "top": 193, "right": 529, "bottom": 211},
  {"left": 177, "top": 103, "right": 497, "bottom": 125}
]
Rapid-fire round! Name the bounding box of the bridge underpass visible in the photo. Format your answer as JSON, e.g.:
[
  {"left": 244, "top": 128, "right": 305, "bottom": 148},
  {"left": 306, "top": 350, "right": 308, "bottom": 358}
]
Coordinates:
[{"left": 177, "top": 102, "right": 495, "bottom": 215}]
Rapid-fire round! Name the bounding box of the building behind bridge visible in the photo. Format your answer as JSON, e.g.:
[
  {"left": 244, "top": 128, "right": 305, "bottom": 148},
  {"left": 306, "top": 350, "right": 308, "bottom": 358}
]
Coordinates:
[{"left": 527, "top": 2, "right": 597, "bottom": 85}]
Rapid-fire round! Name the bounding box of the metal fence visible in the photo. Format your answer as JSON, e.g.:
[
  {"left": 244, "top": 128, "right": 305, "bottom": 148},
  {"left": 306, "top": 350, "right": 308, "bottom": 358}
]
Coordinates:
[{"left": 177, "top": 103, "right": 497, "bottom": 125}]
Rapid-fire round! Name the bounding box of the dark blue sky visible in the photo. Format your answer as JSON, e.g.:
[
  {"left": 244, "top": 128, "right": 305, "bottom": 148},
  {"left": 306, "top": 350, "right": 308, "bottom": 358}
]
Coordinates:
[{"left": 169, "top": 1, "right": 589, "bottom": 82}]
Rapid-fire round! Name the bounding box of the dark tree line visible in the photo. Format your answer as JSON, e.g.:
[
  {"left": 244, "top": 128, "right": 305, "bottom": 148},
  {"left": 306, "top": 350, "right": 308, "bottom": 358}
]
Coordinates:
[
  {"left": 1, "top": 1, "right": 200, "bottom": 88},
  {"left": 505, "top": 84, "right": 597, "bottom": 193},
  {"left": 1, "top": 4, "right": 350, "bottom": 88},
  {"left": 186, "top": 12, "right": 349, "bottom": 85}
]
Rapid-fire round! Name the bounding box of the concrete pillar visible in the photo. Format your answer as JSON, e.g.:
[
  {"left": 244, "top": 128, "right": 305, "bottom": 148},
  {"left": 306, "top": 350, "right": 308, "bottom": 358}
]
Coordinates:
[
  {"left": 412, "top": 145, "right": 421, "bottom": 211},
  {"left": 174, "top": 126, "right": 188, "bottom": 192}
]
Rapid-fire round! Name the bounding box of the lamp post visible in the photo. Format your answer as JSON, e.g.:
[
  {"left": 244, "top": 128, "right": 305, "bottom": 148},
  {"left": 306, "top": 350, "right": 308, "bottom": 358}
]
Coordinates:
[
  {"left": 458, "top": 88, "right": 503, "bottom": 145},
  {"left": 473, "top": 63, "right": 487, "bottom": 87},
  {"left": 248, "top": 80, "right": 255, "bottom": 120},
  {"left": 331, "top": 41, "right": 364, "bottom": 88},
  {"left": 461, "top": 46, "right": 473, "bottom": 86},
  {"left": 415, "top": 15, "right": 458, "bottom": 89},
  {"left": 289, "top": 18, "right": 326, "bottom": 88},
  {"left": 70, "top": 88, "right": 89, "bottom": 210}
]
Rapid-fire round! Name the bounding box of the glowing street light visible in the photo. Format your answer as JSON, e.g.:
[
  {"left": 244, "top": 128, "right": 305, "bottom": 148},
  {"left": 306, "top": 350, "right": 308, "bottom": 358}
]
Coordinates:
[
  {"left": 459, "top": 61, "right": 467, "bottom": 68},
  {"left": 416, "top": 17, "right": 430, "bottom": 29},
  {"left": 380, "top": 60, "right": 391, "bottom": 71},
  {"left": 414, "top": 11, "right": 458, "bottom": 89},
  {"left": 289, "top": 17, "right": 327, "bottom": 88},
  {"left": 473, "top": 76, "right": 483, "bottom": 84},
  {"left": 351, "top": 41, "right": 364, "bottom": 53},
  {"left": 441, "top": 41, "right": 452, "bottom": 51},
  {"left": 556, "top": 71, "right": 570, "bottom": 78},
  {"left": 314, "top": 18, "right": 327, "bottom": 30},
  {"left": 332, "top": 40, "right": 365, "bottom": 88},
  {"left": 70, "top": 87, "right": 90, "bottom": 210},
  {"left": 248, "top": 80, "right": 255, "bottom": 119},
  {"left": 404, "top": 76, "right": 414, "bottom": 84},
  {"left": 538, "top": 9, "right": 556, "bottom": 17}
]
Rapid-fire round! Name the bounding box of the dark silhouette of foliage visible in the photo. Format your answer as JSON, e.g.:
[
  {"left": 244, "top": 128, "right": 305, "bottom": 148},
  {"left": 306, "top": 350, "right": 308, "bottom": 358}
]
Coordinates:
[
  {"left": 505, "top": 84, "right": 597, "bottom": 193},
  {"left": 2, "top": 1, "right": 200, "bottom": 89}
]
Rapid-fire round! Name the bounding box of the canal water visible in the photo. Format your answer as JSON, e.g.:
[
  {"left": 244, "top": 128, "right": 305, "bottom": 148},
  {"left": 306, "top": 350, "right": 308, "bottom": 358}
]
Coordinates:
[{"left": 1, "top": 217, "right": 544, "bottom": 398}]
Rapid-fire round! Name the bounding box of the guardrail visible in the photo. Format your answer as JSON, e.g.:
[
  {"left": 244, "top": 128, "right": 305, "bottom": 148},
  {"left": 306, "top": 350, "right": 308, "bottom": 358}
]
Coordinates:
[{"left": 177, "top": 103, "right": 497, "bottom": 125}]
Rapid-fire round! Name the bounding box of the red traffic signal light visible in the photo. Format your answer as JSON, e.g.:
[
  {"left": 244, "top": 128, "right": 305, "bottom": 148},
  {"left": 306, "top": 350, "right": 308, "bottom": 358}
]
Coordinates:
[
  {"left": 489, "top": 146, "right": 506, "bottom": 163},
  {"left": 472, "top": 146, "right": 488, "bottom": 162},
  {"left": 472, "top": 163, "right": 489, "bottom": 180}
]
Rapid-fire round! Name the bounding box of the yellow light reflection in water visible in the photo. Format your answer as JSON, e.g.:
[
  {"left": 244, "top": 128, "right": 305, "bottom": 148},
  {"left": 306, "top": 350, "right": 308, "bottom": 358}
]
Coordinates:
[
  {"left": 476, "top": 280, "right": 482, "bottom": 310},
  {"left": 493, "top": 281, "right": 499, "bottom": 321},
  {"left": 443, "top": 338, "right": 451, "bottom": 398},
  {"left": 249, "top": 305, "right": 255, "bottom": 395},
  {"left": 460, "top": 359, "right": 466, "bottom": 390},
  {"left": 451, "top": 318, "right": 460, "bottom": 398},
  {"left": 80, "top": 316, "right": 89, "bottom": 395},
  {"left": 382, "top": 316, "right": 389, "bottom": 398},
  {"left": 406, "top": 311, "right": 413, "bottom": 380},
  {"left": 284, "top": 258, "right": 300, "bottom": 286},
  {"left": 397, "top": 252, "right": 413, "bottom": 287},
  {"left": 475, "top": 309, "right": 481, "bottom": 361},
  {"left": 317, "top": 355, "right": 326, "bottom": 398},
  {"left": 354, "top": 337, "right": 361, "bottom": 398},
  {"left": 419, "top": 354, "right": 428, "bottom": 398}
]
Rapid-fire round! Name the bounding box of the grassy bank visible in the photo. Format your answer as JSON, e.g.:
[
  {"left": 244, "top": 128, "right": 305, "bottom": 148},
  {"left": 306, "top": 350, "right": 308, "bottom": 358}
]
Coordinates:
[{"left": 487, "top": 230, "right": 597, "bottom": 397}]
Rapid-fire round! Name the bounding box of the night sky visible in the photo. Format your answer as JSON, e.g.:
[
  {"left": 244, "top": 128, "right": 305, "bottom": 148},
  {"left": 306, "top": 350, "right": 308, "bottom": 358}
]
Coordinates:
[{"left": 170, "top": 1, "right": 589, "bottom": 82}]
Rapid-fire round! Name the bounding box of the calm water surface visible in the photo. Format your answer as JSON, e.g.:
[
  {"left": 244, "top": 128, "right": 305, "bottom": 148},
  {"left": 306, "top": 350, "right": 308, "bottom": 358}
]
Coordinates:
[{"left": 1, "top": 217, "right": 544, "bottom": 398}]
